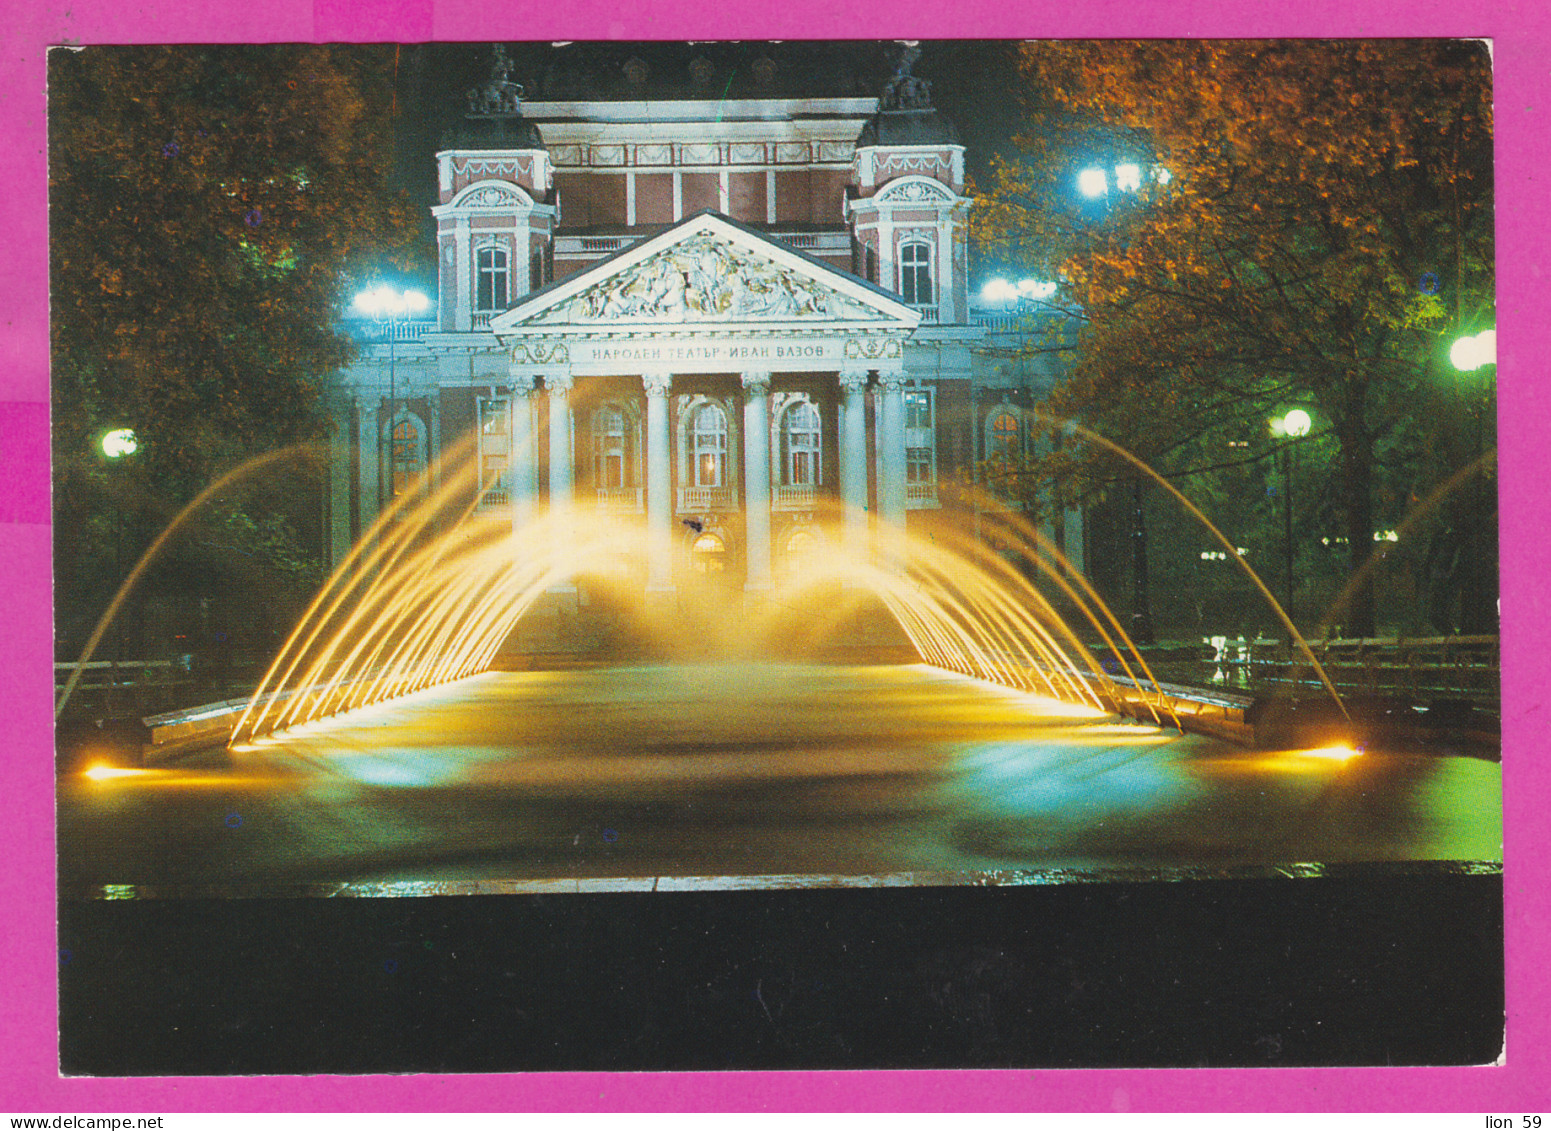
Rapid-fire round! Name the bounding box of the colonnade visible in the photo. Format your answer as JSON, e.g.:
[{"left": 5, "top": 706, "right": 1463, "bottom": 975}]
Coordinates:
[{"left": 505, "top": 362, "right": 909, "bottom": 593}]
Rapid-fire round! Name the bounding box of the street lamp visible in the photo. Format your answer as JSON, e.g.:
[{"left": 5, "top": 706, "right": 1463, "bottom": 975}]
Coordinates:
[
  {"left": 353, "top": 286, "right": 430, "bottom": 508},
  {"left": 1271, "top": 408, "right": 1312, "bottom": 633},
  {"left": 100, "top": 428, "right": 138, "bottom": 694},
  {"left": 1451, "top": 327, "right": 1497, "bottom": 633}
]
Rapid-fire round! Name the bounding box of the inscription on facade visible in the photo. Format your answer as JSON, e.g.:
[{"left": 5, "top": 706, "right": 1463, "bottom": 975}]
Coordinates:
[{"left": 590, "top": 342, "right": 829, "bottom": 363}]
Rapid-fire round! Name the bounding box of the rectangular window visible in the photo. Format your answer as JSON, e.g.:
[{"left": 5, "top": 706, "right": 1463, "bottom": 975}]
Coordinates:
[
  {"left": 476, "top": 246, "right": 510, "bottom": 313},
  {"left": 904, "top": 387, "right": 937, "bottom": 505},
  {"left": 899, "top": 243, "right": 933, "bottom": 306},
  {"left": 477, "top": 397, "right": 510, "bottom": 504}
]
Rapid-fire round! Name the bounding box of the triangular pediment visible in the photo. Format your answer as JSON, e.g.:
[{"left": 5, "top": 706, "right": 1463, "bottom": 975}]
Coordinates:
[{"left": 491, "top": 211, "right": 921, "bottom": 334}]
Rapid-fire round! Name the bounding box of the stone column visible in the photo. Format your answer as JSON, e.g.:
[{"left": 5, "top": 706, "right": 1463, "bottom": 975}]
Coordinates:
[
  {"left": 644, "top": 374, "right": 674, "bottom": 593},
  {"left": 508, "top": 373, "right": 538, "bottom": 531},
  {"left": 742, "top": 372, "right": 773, "bottom": 591},
  {"left": 839, "top": 368, "right": 870, "bottom": 553},
  {"left": 878, "top": 374, "right": 908, "bottom": 529},
  {"left": 546, "top": 373, "right": 574, "bottom": 516},
  {"left": 453, "top": 218, "right": 472, "bottom": 332}
]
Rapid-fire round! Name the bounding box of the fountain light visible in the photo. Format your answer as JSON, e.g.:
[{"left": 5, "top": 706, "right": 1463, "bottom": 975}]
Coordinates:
[
  {"left": 1077, "top": 167, "right": 1108, "bottom": 198},
  {"left": 1115, "top": 163, "right": 1142, "bottom": 192}
]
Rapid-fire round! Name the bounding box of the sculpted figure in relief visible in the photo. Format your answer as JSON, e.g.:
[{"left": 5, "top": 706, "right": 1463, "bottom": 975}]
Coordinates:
[{"left": 563, "top": 234, "right": 853, "bottom": 322}]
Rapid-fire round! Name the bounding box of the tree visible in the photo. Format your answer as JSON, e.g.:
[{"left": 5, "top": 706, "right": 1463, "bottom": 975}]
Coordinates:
[
  {"left": 50, "top": 45, "right": 421, "bottom": 656},
  {"left": 972, "top": 40, "right": 1494, "bottom": 637}
]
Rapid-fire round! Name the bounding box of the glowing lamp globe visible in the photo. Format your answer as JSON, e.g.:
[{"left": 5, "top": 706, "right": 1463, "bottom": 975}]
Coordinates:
[
  {"left": 1283, "top": 409, "right": 1313, "bottom": 438},
  {"left": 1077, "top": 167, "right": 1108, "bottom": 198},
  {"left": 101, "top": 429, "right": 138, "bottom": 458}
]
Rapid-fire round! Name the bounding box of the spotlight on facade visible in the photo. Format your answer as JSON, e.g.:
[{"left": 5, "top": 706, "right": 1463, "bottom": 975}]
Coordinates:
[
  {"left": 1115, "top": 163, "right": 1142, "bottom": 192},
  {"left": 101, "top": 428, "right": 138, "bottom": 458},
  {"left": 1077, "top": 167, "right": 1108, "bottom": 198}
]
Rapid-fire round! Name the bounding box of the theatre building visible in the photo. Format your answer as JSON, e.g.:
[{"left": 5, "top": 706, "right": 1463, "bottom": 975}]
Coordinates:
[{"left": 328, "top": 45, "right": 1082, "bottom": 591}]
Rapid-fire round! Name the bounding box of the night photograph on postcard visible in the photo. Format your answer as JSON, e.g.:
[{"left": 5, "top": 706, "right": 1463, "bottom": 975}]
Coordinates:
[{"left": 50, "top": 39, "right": 1501, "bottom": 1074}]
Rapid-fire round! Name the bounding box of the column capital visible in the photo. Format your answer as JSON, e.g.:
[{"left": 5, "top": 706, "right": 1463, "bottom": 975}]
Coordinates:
[
  {"left": 878, "top": 374, "right": 907, "bottom": 394},
  {"left": 839, "top": 368, "right": 870, "bottom": 394},
  {"left": 741, "top": 371, "right": 772, "bottom": 397},
  {"left": 643, "top": 373, "right": 673, "bottom": 398},
  {"left": 546, "top": 373, "right": 574, "bottom": 395},
  {"left": 508, "top": 372, "right": 537, "bottom": 397}
]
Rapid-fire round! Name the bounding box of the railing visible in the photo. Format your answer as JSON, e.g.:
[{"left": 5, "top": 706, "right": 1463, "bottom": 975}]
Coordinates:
[
  {"left": 580, "top": 237, "right": 627, "bottom": 254},
  {"left": 471, "top": 312, "right": 493, "bottom": 330},
  {"left": 970, "top": 311, "right": 1024, "bottom": 332},
  {"left": 679, "top": 486, "right": 737, "bottom": 512},
  {"left": 909, "top": 305, "right": 940, "bottom": 324},
  {"left": 477, "top": 489, "right": 510, "bottom": 510},
  {"left": 346, "top": 319, "right": 436, "bottom": 344},
  {"left": 1199, "top": 634, "right": 1500, "bottom": 704},
  {"left": 774, "top": 484, "right": 817, "bottom": 510},
  {"left": 783, "top": 234, "right": 820, "bottom": 249},
  {"left": 596, "top": 487, "right": 644, "bottom": 511},
  {"left": 906, "top": 483, "right": 939, "bottom": 507}
]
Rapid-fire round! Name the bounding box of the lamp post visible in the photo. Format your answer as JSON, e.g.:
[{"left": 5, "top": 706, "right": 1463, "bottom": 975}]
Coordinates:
[
  {"left": 1273, "top": 408, "right": 1312, "bottom": 633},
  {"left": 1451, "top": 328, "right": 1497, "bottom": 633},
  {"left": 100, "top": 428, "right": 138, "bottom": 702},
  {"left": 353, "top": 285, "right": 430, "bottom": 509}
]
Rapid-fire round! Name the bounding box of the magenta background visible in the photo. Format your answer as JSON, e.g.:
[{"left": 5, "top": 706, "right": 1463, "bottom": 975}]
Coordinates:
[{"left": 4, "top": 0, "right": 1545, "bottom": 1112}]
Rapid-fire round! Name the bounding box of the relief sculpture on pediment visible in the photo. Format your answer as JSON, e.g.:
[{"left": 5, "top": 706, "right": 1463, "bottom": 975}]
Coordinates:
[{"left": 542, "top": 233, "right": 872, "bottom": 324}]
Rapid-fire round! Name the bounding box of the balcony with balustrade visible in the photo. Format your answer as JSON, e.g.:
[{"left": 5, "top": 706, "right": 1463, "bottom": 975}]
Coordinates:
[
  {"left": 596, "top": 487, "right": 644, "bottom": 512},
  {"left": 677, "top": 486, "right": 737, "bottom": 513}
]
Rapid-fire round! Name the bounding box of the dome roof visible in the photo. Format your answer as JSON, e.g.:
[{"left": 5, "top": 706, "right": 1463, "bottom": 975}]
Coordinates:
[
  {"left": 439, "top": 115, "right": 547, "bottom": 152},
  {"left": 855, "top": 107, "right": 961, "bottom": 149},
  {"left": 441, "top": 44, "right": 547, "bottom": 152},
  {"left": 854, "top": 52, "right": 961, "bottom": 150}
]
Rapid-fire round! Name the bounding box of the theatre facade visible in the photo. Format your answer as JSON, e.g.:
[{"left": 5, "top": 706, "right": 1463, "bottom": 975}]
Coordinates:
[{"left": 327, "top": 46, "right": 1081, "bottom": 591}]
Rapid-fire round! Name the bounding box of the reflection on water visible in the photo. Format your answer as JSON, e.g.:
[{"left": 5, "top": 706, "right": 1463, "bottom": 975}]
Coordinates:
[{"left": 59, "top": 663, "right": 1502, "bottom": 896}]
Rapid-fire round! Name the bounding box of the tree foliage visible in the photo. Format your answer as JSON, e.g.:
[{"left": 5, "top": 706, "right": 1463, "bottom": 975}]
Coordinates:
[
  {"left": 972, "top": 40, "right": 1494, "bottom": 635},
  {"left": 50, "top": 45, "right": 420, "bottom": 654}
]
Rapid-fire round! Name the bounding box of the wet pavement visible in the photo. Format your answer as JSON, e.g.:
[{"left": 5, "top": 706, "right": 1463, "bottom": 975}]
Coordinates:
[{"left": 57, "top": 663, "right": 1503, "bottom": 895}]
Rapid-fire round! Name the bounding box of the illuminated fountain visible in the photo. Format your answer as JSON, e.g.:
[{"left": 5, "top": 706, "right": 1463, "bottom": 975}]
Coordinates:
[{"left": 229, "top": 441, "right": 1198, "bottom": 745}]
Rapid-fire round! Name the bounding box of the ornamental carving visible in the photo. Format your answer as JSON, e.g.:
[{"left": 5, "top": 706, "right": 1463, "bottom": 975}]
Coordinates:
[
  {"left": 462, "top": 185, "right": 522, "bottom": 208},
  {"left": 876, "top": 153, "right": 954, "bottom": 178},
  {"left": 530, "top": 232, "right": 877, "bottom": 325},
  {"left": 511, "top": 340, "right": 570, "bottom": 365},
  {"left": 843, "top": 337, "right": 903, "bottom": 360},
  {"left": 878, "top": 179, "right": 951, "bottom": 203},
  {"left": 453, "top": 157, "right": 537, "bottom": 181}
]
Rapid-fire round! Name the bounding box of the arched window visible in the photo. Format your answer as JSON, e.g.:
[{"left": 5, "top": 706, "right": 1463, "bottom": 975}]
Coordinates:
[
  {"left": 388, "top": 415, "right": 426, "bottom": 499},
  {"left": 475, "top": 245, "right": 510, "bottom": 313},
  {"left": 691, "top": 531, "right": 726, "bottom": 573},
  {"left": 690, "top": 403, "right": 727, "bottom": 488},
  {"left": 593, "top": 404, "right": 630, "bottom": 488},
  {"left": 899, "top": 241, "right": 933, "bottom": 306},
  {"left": 784, "top": 528, "right": 818, "bottom": 574},
  {"left": 989, "top": 411, "right": 1020, "bottom": 458},
  {"left": 782, "top": 400, "right": 821, "bottom": 486}
]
